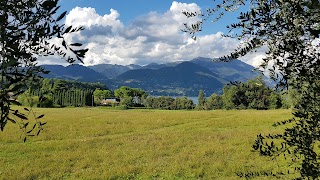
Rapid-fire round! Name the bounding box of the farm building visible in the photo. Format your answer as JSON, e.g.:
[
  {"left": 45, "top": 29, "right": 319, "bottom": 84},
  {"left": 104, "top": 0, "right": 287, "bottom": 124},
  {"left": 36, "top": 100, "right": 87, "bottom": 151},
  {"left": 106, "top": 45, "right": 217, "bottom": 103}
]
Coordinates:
[{"left": 100, "top": 98, "right": 120, "bottom": 105}]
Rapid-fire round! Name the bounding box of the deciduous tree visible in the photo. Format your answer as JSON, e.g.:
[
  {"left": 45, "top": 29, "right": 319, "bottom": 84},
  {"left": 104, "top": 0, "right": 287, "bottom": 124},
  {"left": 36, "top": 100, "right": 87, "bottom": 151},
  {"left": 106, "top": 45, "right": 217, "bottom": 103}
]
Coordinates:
[
  {"left": 206, "top": 93, "right": 223, "bottom": 110},
  {"left": 93, "top": 89, "right": 112, "bottom": 105}
]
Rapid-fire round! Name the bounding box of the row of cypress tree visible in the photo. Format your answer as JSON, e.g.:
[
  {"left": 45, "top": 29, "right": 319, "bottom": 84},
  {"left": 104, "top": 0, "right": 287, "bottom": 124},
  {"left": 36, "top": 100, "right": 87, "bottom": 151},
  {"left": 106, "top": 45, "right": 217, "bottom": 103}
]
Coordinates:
[{"left": 17, "top": 79, "right": 107, "bottom": 107}]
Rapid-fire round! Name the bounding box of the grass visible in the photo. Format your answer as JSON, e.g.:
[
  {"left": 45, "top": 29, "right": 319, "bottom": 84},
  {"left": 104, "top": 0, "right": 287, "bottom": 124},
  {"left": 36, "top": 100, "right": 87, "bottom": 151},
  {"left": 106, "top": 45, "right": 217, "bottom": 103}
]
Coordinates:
[{"left": 0, "top": 108, "right": 292, "bottom": 179}]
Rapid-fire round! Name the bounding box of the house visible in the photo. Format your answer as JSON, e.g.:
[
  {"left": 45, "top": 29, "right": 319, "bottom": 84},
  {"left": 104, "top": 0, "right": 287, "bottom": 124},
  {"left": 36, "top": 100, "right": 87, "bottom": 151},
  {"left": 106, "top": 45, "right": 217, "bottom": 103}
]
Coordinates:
[{"left": 100, "top": 98, "right": 120, "bottom": 105}]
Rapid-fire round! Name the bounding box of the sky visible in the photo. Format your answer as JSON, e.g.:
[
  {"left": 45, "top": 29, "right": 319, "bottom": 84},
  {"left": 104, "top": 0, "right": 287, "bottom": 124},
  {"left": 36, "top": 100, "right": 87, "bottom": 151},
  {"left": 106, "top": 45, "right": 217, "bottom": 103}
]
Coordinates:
[{"left": 40, "top": 0, "right": 266, "bottom": 67}]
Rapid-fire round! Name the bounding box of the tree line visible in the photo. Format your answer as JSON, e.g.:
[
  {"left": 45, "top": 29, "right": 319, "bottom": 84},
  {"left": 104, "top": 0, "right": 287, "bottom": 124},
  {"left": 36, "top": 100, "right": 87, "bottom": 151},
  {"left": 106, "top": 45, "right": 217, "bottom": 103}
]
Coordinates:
[
  {"left": 17, "top": 79, "right": 106, "bottom": 107},
  {"left": 17, "top": 79, "right": 197, "bottom": 110},
  {"left": 93, "top": 77, "right": 290, "bottom": 111},
  {"left": 144, "top": 96, "right": 195, "bottom": 110},
  {"left": 196, "top": 77, "right": 292, "bottom": 110},
  {"left": 18, "top": 77, "right": 292, "bottom": 111},
  {"left": 93, "top": 86, "right": 196, "bottom": 110}
]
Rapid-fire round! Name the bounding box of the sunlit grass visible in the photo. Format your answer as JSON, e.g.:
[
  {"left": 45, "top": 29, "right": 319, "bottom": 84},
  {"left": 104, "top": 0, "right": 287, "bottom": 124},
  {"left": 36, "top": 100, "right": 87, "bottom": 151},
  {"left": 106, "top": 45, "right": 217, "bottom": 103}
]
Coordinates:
[{"left": 0, "top": 108, "right": 292, "bottom": 179}]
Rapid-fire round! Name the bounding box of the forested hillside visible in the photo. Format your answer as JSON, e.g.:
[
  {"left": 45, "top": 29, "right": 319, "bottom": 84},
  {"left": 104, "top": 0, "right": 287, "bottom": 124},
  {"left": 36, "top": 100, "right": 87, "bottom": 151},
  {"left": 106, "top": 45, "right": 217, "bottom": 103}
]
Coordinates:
[
  {"left": 41, "top": 57, "right": 267, "bottom": 96},
  {"left": 115, "top": 61, "right": 225, "bottom": 96}
]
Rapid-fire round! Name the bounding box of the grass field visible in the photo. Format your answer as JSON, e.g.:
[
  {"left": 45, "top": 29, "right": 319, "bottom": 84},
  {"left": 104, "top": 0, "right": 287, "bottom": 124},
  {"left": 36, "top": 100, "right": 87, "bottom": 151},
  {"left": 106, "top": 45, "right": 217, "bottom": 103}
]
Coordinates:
[{"left": 0, "top": 108, "right": 293, "bottom": 179}]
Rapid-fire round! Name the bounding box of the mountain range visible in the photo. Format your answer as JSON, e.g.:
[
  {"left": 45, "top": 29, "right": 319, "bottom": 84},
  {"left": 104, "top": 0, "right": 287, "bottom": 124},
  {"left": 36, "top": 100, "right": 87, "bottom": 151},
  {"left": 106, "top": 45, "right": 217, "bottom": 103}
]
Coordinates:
[{"left": 40, "top": 57, "right": 267, "bottom": 96}]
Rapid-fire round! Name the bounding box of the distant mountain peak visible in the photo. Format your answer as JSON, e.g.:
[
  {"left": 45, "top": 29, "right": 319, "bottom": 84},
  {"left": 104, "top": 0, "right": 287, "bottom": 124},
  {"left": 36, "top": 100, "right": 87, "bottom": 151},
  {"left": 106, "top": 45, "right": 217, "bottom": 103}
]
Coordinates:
[
  {"left": 40, "top": 64, "right": 109, "bottom": 83},
  {"left": 41, "top": 57, "right": 271, "bottom": 96},
  {"left": 115, "top": 60, "right": 224, "bottom": 96}
]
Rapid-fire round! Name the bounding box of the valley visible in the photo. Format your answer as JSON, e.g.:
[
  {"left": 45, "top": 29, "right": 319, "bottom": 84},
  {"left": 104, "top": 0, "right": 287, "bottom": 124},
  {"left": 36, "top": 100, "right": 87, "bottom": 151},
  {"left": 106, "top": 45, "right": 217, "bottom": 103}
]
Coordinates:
[{"left": 41, "top": 57, "right": 267, "bottom": 96}]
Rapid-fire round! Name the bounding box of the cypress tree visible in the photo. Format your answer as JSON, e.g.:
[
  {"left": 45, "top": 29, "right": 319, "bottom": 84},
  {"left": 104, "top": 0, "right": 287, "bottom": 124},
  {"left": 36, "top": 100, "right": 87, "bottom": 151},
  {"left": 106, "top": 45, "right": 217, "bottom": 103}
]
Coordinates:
[{"left": 197, "top": 90, "right": 206, "bottom": 110}]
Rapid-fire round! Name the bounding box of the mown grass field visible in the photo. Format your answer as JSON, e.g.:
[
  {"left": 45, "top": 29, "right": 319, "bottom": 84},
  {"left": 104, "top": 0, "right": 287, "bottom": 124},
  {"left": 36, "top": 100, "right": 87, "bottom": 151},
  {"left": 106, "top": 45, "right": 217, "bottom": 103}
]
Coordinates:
[{"left": 0, "top": 108, "right": 293, "bottom": 179}]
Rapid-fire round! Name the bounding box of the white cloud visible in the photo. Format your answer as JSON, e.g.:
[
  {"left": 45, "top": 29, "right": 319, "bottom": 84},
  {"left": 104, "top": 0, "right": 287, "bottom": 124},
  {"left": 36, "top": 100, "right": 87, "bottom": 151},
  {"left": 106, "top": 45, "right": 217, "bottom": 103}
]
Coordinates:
[
  {"left": 65, "top": 7, "right": 123, "bottom": 32},
  {"left": 39, "top": 1, "right": 265, "bottom": 67},
  {"left": 170, "top": 1, "right": 201, "bottom": 24}
]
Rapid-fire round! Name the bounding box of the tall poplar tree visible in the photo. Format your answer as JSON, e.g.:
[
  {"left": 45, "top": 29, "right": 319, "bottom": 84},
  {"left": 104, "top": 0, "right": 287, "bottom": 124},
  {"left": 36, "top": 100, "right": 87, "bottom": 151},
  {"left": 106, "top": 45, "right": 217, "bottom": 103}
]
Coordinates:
[{"left": 197, "top": 90, "right": 206, "bottom": 110}]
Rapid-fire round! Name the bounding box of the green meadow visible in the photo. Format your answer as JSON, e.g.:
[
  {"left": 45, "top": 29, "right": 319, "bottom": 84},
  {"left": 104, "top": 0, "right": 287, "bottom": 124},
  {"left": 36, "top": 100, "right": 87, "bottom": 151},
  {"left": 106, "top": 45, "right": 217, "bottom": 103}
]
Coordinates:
[{"left": 0, "top": 108, "right": 293, "bottom": 179}]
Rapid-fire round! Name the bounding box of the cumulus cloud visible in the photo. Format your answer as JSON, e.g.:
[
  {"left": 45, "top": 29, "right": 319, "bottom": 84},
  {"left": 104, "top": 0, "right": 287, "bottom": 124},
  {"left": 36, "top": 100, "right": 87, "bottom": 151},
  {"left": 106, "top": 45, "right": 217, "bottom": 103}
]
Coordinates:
[
  {"left": 239, "top": 46, "right": 267, "bottom": 68},
  {"left": 65, "top": 7, "right": 123, "bottom": 32},
  {"left": 39, "top": 1, "right": 265, "bottom": 67}
]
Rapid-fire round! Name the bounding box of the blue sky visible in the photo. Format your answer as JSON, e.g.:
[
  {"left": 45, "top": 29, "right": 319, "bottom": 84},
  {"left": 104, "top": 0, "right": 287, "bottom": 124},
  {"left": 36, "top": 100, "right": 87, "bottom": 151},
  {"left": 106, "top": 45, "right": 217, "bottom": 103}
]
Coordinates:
[
  {"left": 59, "top": 0, "right": 240, "bottom": 34},
  {"left": 43, "top": 0, "right": 265, "bottom": 67},
  {"left": 59, "top": 0, "right": 214, "bottom": 21}
]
